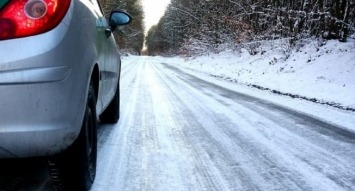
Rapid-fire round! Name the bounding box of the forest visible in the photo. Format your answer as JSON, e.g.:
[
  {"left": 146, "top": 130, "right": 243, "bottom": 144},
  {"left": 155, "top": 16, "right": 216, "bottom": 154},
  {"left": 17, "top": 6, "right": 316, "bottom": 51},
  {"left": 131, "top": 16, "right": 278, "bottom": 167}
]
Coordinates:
[
  {"left": 99, "top": 0, "right": 145, "bottom": 54},
  {"left": 145, "top": 0, "right": 355, "bottom": 55}
]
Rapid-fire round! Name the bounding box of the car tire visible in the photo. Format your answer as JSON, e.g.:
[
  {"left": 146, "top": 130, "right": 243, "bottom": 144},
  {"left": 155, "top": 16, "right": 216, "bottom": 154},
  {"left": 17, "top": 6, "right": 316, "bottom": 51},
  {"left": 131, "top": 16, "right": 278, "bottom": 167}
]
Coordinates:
[
  {"left": 100, "top": 81, "right": 120, "bottom": 123},
  {"left": 48, "top": 82, "right": 97, "bottom": 191}
]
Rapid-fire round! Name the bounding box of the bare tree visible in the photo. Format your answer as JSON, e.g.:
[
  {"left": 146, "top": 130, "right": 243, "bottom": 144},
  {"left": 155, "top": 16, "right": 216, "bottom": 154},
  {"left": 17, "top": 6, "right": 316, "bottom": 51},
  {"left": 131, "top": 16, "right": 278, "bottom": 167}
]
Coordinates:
[
  {"left": 99, "top": 0, "right": 145, "bottom": 54},
  {"left": 146, "top": 0, "right": 355, "bottom": 55}
]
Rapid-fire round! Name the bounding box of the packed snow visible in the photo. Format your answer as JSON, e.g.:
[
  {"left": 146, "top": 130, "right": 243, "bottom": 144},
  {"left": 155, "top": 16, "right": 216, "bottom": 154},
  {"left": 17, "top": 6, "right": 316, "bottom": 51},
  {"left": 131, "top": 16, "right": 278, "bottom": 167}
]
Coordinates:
[
  {"left": 162, "top": 39, "right": 355, "bottom": 108},
  {"left": 93, "top": 50, "right": 355, "bottom": 191},
  {"left": 124, "top": 39, "right": 355, "bottom": 130},
  {"left": 1, "top": 37, "right": 354, "bottom": 191}
]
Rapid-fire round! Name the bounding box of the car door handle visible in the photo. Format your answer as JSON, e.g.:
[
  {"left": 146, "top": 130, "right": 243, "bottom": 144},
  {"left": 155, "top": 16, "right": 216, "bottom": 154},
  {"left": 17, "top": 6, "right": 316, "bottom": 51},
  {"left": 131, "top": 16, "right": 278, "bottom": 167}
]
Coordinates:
[{"left": 105, "top": 28, "right": 112, "bottom": 38}]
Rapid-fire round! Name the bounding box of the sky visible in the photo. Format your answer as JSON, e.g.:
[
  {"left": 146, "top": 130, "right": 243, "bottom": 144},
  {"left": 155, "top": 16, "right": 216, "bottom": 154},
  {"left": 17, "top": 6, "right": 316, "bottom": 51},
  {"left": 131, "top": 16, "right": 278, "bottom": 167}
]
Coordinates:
[{"left": 141, "top": 0, "right": 171, "bottom": 34}]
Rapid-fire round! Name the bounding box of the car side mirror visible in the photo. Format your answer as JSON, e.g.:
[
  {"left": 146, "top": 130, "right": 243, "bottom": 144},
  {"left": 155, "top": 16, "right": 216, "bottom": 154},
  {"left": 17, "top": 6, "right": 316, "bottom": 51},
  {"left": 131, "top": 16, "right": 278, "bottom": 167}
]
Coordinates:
[{"left": 109, "top": 11, "right": 132, "bottom": 32}]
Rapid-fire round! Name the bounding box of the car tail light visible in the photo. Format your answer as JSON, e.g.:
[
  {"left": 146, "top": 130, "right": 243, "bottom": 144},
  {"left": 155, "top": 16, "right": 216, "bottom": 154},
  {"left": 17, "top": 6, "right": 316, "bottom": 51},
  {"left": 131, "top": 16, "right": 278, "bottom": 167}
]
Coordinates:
[{"left": 0, "top": 0, "right": 71, "bottom": 40}]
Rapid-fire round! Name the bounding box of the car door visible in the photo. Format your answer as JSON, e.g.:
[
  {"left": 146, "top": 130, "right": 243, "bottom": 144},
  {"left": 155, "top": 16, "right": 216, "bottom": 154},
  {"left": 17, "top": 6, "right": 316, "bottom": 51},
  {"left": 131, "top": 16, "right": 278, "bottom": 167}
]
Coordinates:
[{"left": 93, "top": 0, "right": 120, "bottom": 111}]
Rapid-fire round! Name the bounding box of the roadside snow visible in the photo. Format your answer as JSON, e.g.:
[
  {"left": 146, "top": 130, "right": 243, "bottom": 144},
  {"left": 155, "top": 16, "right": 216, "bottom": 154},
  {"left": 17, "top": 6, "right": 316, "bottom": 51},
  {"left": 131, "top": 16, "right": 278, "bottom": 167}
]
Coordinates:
[
  {"left": 95, "top": 52, "right": 355, "bottom": 191},
  {"left": 140, "top": 39, "right": 355, "bottom": 109},
  {"left": 122, "top": 39, "right": 355, "bottom": 132}
]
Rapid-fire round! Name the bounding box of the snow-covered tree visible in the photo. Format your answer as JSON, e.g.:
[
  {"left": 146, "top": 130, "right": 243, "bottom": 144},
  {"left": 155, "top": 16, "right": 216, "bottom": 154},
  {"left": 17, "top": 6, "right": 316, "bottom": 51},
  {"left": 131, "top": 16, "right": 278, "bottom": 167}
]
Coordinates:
[{"left": 145, "top": 0, "right": 355, "bottom": 55}]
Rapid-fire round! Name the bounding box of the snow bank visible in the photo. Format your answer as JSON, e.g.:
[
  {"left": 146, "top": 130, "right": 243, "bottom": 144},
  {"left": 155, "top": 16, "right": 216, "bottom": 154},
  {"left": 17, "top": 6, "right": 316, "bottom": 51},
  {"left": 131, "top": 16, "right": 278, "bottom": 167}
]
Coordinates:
[{"left": 153, "top": 39, "right": 355, "bottom": 110}]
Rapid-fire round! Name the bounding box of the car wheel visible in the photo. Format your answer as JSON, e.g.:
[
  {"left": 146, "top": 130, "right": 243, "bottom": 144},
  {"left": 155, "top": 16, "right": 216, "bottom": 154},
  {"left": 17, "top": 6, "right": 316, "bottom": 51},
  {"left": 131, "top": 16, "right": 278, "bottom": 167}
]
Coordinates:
[
  {"left": 100, "top": 81, "right": 120, "bottom": 123},
  {"left": 48, "top": 82, "right": 97, "bottom": 191}
]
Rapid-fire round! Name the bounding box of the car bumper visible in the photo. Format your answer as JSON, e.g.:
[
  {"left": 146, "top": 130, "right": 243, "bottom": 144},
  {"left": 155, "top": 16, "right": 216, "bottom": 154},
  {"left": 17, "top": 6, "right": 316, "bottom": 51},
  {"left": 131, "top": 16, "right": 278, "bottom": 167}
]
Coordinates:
[
  {"left": 0, "top": 1, "right": 94, "bottom": 158},
  {"left": 0, "top": 65, "right": 87, "bottom": 158}
]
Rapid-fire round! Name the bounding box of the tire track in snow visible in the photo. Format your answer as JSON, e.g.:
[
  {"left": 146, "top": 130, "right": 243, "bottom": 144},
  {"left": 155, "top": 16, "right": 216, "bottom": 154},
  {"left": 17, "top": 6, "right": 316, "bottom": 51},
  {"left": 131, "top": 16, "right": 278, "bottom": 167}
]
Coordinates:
[
  {"left": 155, "top": 62, "right": 355, "bottom": 191},
  {"left": 92, "top": 58, "right": 355, "bottom": 191}
]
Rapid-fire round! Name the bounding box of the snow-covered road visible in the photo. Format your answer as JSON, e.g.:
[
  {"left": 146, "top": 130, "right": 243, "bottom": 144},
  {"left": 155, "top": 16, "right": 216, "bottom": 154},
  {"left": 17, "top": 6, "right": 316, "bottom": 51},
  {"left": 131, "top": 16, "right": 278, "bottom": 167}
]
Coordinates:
[{"left": 92, "top": 57, "right": 355, "bottom": 191}]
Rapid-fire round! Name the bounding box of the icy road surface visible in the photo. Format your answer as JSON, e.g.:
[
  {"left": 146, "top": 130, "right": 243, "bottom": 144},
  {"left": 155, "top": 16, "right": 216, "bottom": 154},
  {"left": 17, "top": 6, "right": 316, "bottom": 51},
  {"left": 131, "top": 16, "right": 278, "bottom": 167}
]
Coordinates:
[
  {"left": 92, "top": 57, "right": 355, "bottom": 191},
  {"left": 0, "top": 56, "right": 354, "bottom": 191}
]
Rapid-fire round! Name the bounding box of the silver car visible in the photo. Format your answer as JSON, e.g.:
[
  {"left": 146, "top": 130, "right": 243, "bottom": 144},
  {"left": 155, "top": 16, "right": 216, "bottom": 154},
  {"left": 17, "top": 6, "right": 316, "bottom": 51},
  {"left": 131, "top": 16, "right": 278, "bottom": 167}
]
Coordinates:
[{"left": 0, "top": 0, "right": 130, "bottom": 190}]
